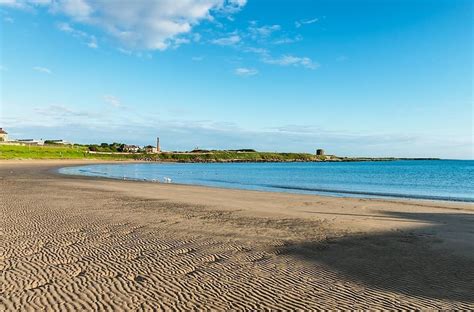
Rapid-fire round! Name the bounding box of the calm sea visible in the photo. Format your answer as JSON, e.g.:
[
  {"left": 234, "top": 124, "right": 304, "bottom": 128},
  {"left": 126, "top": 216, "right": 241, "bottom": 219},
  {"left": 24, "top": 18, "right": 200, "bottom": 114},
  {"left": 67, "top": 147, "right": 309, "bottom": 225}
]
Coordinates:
[{"left": 59, "top": 160, "right": 474, "bottom": 202}]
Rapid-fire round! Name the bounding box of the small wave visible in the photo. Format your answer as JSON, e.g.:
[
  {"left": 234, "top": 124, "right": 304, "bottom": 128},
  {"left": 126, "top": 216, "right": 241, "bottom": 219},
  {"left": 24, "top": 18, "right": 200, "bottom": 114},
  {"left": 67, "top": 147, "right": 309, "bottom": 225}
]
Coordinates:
[
  {"left": 78, "top": 169, "right": 108, "bottom": 175},
  {"left": 197, "top": 178, "right": 474, "bottom": 202},
  {"left": 263, "top": 184, "right": 474, "bottom": 203},
  {"left": 61, "top": 164, "right": 474, "bottom": 203}
]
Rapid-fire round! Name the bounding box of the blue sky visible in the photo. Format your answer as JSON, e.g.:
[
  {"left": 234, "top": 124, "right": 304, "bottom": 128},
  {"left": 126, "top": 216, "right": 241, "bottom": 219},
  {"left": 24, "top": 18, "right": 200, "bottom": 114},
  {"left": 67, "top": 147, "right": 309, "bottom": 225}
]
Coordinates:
[{"left": 0, "top": 0, "right": 472, "bottom": 159}]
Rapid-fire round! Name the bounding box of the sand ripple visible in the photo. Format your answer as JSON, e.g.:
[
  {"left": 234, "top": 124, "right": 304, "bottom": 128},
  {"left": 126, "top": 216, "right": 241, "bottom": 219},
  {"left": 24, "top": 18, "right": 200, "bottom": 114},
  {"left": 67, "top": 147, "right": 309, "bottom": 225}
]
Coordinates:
[{"left": 1, "top": 163, "right": 473, "bottom": 310}]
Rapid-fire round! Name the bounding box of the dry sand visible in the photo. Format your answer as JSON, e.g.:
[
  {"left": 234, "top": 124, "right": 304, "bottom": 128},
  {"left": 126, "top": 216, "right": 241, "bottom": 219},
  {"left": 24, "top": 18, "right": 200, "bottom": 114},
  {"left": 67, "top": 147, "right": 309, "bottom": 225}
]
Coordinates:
[{"left": 1, "top": 160, "right": 473, "bottom": 310}]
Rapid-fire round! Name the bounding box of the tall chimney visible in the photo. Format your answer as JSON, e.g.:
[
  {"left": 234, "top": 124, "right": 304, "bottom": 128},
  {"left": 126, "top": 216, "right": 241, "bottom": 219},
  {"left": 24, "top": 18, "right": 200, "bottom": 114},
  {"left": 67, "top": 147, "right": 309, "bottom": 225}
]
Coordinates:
[{"left": 156, "top": 137, "right": 160, "bottom": 152}]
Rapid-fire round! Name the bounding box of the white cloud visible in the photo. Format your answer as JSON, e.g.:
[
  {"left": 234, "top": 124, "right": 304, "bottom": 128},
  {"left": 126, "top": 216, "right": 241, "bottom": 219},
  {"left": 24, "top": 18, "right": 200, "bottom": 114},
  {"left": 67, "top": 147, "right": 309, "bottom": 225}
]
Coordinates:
[
  {"left": 57, "top": 22, "right": 98, "bottom": 48},
  {"left": 103, "top": 95, "right": 121, "bottom": 108},
  {"left": 6, "top": 107, "right": 470, "bottom": 158},
  {"left": 229, "top": 0, "right": 246, "bottom": 6},
  {"left": 244, "top": 47, "right": 269, "bottom": 55},
  {"left": 245, "top": 49, "right": 318, "bottom": 70},
  {"left": 30, "top": 0, "right": 51, "bottom": 4},
  {"left": 263, "top": 55, "right": 319, "bottom": 70},
  {"left": 173, "top": 37, "right": 190, "bottom": 46},
  {"left": 211, "top": 34, "right": 241, "bottom": 46},
  {"left": 0, "top": 0, "right": 17, "bottom": 5},
  {"left": 295, "top": 18, "right": 319, "bottom": 28},
  {"left": 192, "top": 33, "right": 201, "bottom": 42},
  {"left": 273, "top": 35, "right": 302, "bottom": 45},
  {"left": 34, "top": 104, "right": 92, "bottom": 118},
  {"left": 87, "top": 38, "right": 98, "bottom": 48},
  {"left": 118, "top": 48, "right": 132, "bottom": 55},
  {"left": 219, "top": 0, "right": 247, "bottom": 14},
  {"left": 2, "top": 0, "right": 246, "bottom": 51},
  {"left": 33, "top": 66, "right": 52, "bottom": 74},
  {"left": 248, "top": 24, "right": 280, "bottom": 39},
  {"left": 0, "top": 0, "right": 50, "bottom": 10},
  {"left": 246, "top": 23, "right": 301, "bottom": 45},
  {"left": 52, "top": 0, "right": 92, "bottom": 21},
  {"left": 235, "top": 67, "right": 258, "bottom": 77}
]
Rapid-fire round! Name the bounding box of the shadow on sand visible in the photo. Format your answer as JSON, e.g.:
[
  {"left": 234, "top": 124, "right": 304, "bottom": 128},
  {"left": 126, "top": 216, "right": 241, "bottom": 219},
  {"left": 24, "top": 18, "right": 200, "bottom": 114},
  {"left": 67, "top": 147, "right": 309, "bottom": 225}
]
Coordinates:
[{"left": 279, "top": 211, "right": 474, "bottom": 303}]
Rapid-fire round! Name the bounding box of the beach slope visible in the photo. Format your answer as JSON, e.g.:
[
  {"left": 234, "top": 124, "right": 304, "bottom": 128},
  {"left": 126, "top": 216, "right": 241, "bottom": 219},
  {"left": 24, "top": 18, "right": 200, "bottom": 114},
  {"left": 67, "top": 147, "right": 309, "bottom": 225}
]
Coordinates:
[{"left": 1, "top": 161, "right": 473, "bottom": 310}]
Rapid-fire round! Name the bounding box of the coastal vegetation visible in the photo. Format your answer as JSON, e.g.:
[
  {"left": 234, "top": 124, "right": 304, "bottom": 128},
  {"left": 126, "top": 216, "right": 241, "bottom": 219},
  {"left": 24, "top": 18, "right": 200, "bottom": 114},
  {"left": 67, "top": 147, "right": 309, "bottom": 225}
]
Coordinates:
[
  {"left": 0, "top": 144, "right": 438, "bottom": 162},
  {"left": 0, "top": 144, "right": 324, "bottom": 161},
  {"left": 0, "top": 144, "right": 134, "bottom": 160}
]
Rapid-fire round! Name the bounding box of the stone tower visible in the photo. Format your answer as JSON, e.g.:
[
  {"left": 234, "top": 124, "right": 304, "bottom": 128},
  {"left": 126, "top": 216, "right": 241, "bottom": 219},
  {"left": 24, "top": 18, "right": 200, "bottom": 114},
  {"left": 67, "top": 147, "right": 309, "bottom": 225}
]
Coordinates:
[
  {"left": 156, "top": 137, "right": 160, "bottom": 153},
  {"left": 316, "top": 149, "right": 325, "bottom": 156}
]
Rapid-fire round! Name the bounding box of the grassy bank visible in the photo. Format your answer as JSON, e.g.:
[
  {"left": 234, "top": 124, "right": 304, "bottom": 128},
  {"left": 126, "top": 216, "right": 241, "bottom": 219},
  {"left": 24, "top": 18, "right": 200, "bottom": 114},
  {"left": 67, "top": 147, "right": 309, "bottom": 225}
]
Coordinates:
[
  {"left": 0, "top": 144, "right": 324, "bottom": 162},
  {"left": 156, "top": 151, "right": 321, "bottom": 162},
  {"left": 0, "top": 144, "right": 137, "bottom": 160}
]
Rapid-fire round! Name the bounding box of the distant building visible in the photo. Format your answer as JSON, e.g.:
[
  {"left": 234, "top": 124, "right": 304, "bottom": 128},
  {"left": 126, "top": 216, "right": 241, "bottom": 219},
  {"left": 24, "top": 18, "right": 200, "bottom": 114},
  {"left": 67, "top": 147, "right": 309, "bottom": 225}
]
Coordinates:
[
  {"left": 156, "top": 137, "right": 161, "bottom": 153},
  {"left": 45, "top": 139, "right": 72, "bottom": 145},
  {"left": 123, "top": 145, "right": 140, "bottom": 153},
  {"left": 144, "top": 145, "right": 157, "bottom": 153},
  {"left": 16, "top": 139, "right": 45, "bottom": 146},
  {"left": 0, "top": 128, "right": 8, "bottom": 142},
  {"left": 316, "top": 149, "right": 325, "bottom": 156}
]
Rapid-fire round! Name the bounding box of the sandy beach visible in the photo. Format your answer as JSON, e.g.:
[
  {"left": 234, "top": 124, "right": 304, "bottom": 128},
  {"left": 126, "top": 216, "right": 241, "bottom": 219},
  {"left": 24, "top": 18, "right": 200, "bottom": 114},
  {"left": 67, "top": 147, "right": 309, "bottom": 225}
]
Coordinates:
[{"left": 1, "top": 160, "right": 473, "bottom": 310}]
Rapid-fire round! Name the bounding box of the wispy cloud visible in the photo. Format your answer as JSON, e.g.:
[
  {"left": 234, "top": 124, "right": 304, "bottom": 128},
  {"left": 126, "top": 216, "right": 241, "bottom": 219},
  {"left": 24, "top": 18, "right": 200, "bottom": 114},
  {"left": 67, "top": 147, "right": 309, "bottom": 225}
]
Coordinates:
[
  {"left": 5, "top": 107, "right": 470, "bottom": 158},
  {"left": 87, "top": 40, "right": 98, "bottom": 49},
  {"left": 211, "top": 35, "right": 241, "bottom": 46},
  {"left": 273, "top": 35, "right": 302, "bottom": 45},
  {"left": 192, "top": 56, "right": 204, "bottom": 61},
  {"left": 103, "top": 95, "right": 121, "bottom": 108},
  {"left": 248, "top": 24, "right": 281, "bottom": 39},
  {"left": 57, "top": 22, "right": 98, "bottom": 49},
  {"left": 235, "top": 67, "right": 258, "bottom": 77},
  {"left": 33, "top": 66, "right": 52, "bottom": 74},
  {"left": 2, "top": 100, "right": 472, "bottom": 158},
  {"left": 263, "top": 55, "right": 319, "bottom": 69},
  {"left": 34, "top": 105, "right": 93, "bottom": 119},
  {"left": 295, "top": 18, "right": 319, "bottom": 28},
  {"left": 243, "top": 48, "right": 318, "bottom": 70},
  {"left": 244, "top": 47, "right": 269, "bottom": 55},
  {"left": 0, "top": 0, "right": 50, "bottom": 10},
  {"left": 217, "top": 0, "right": 247, "bottom": 14}
]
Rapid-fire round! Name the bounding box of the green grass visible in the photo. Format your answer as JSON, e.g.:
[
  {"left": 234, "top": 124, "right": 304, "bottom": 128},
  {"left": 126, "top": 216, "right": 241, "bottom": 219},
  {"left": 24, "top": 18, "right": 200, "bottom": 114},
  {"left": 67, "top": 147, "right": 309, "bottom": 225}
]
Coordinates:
[
  {"left": 0, "top": 144, "right": 136, "bottom": 160},
  {"left": 0, "top": 144, "right": 324, "bottom": 162},
  {"left": 155, "top": 151, "right": 320, "bottom": 162}
]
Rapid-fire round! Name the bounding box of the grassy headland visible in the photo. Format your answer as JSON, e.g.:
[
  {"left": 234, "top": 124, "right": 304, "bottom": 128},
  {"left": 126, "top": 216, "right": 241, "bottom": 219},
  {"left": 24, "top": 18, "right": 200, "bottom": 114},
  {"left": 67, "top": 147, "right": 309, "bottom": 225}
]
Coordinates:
[
  {"left": 0, "top": 144, "right": 324, "bottom": 162},
  {"left": 0, "top": 144, "right": 437, "bottom": 162}
]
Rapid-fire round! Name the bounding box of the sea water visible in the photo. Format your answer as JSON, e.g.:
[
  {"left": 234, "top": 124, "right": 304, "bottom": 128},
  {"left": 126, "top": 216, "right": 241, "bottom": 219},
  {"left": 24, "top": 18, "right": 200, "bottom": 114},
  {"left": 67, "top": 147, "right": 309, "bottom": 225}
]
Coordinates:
[{"left": 59, "top": 160, "right": 474, "bottom": 202}]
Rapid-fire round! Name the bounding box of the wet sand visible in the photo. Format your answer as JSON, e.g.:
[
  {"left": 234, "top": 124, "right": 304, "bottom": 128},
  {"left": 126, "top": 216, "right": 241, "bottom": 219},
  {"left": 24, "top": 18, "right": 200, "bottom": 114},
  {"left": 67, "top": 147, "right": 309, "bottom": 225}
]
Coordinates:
[{"left": 1, "top": 160, "right": 473, "bottom": 310}]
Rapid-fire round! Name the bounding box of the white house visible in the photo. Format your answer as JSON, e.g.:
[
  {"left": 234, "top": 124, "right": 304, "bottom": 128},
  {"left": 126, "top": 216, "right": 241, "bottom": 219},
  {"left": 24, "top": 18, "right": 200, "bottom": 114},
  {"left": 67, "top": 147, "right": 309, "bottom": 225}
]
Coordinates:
[
  {"left": 144, "top": 145, "right": 158, "bottom": 153},
  {"left": 123, "top": 145, "right": 140, "bottom": 153},
  {"left": 0, "top": 128, "right": 8, "bottom": 142}
]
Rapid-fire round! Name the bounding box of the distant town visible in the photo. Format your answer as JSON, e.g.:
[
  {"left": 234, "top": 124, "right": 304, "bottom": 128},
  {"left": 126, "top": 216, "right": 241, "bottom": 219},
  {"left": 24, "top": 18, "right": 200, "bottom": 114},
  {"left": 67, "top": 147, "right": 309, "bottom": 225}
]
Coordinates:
[
  {"left": 0, "top": 127, "right": 346, "bottom": 163},
  {"left": 0, "top": 127, "right": 438, "bottom": 162},
  {"left": 0, "top": 128, "right": 164, "bottom": 154}
]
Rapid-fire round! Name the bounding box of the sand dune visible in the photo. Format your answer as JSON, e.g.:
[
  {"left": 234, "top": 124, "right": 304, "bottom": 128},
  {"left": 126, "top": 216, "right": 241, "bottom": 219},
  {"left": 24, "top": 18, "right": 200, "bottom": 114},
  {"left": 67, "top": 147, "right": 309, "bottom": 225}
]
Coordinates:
[{"left": 1, "top": 161, "right": 473, "bottom": 310}]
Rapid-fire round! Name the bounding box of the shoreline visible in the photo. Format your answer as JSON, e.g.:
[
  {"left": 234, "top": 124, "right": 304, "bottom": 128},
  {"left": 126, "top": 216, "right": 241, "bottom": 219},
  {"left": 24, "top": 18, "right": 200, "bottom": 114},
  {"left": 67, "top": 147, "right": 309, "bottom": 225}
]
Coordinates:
[
  {"left": 0, "top": 143, "right": 443, "bottom": 162},
  {"left": 2, "top": 160, "right": 474, "bottom": 309},
  {"left": 56, "top": 160, "right": 474, "bottom": 204}
]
